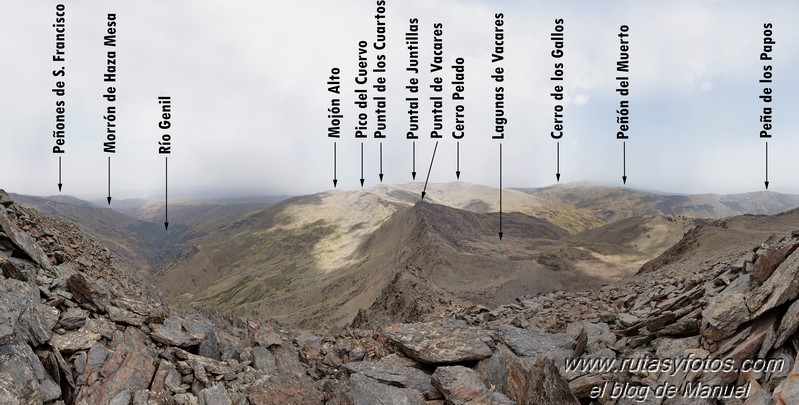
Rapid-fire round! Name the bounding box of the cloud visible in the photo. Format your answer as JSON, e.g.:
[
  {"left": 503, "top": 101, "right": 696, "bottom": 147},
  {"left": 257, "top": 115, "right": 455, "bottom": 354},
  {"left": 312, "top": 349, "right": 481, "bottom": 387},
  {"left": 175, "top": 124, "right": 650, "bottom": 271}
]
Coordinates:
[{"left": 573, "top": 94, "right": 589, "bottom": 105}]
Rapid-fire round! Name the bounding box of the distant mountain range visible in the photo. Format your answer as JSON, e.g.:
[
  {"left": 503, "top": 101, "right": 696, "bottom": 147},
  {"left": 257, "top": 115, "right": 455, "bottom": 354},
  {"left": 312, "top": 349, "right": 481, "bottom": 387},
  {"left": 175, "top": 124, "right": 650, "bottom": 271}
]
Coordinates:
[{"left": 11, "top": 182, "right": 799, "bottom": 329}]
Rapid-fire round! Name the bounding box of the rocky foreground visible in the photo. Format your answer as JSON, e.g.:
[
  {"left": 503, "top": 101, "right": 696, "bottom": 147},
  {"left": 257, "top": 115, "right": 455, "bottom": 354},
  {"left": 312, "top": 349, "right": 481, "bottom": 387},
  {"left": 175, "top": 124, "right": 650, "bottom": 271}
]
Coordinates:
[{"left": 3, "top": 189, "right": 799, "bottom": 404}]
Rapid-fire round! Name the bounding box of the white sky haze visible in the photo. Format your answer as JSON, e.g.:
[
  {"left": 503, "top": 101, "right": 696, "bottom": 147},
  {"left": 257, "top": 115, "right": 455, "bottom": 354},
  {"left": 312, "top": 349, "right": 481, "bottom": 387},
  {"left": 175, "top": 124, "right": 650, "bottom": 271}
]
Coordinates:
[{"left": 1, "top": 0, "right": 798, "bottom": 199}]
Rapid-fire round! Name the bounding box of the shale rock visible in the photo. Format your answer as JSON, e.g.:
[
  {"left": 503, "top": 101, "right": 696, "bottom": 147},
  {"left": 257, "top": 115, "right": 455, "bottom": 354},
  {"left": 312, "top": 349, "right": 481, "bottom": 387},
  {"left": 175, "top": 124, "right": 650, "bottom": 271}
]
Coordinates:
[
  {"left": 151, "top": 321, "right": 202, "bottom": 348},
  {"left": 384, "top": 319, "right": 492, "bottom": 364},
  {"left": 348, "top": 373, "right": 426, "bottom": 405},
  {"left": 432, "top": 365, "right": 514, "bottom": 405},
  {"left": 344, "top": 354, "right": 435, "bottom": 397},
  {"left": 49, "top": 328, "right": 101, "bottom": 353},
  {"left": 497, "top": 325, "right": 574, "bottom": 366}
]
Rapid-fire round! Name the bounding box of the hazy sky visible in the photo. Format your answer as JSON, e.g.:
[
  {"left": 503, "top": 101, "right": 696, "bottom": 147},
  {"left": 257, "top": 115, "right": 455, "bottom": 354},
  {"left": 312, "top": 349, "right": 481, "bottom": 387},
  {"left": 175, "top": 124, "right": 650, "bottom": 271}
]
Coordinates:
[{"left": 2, "top": 0, "right": 798, "bottom": 199}]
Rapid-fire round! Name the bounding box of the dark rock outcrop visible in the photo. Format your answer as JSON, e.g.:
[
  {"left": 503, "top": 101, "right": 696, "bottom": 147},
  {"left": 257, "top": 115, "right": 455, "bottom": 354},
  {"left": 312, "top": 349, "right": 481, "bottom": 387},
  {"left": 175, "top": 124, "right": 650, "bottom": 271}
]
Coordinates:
[{"left": 384, "top": 319, "right": 493, "bottom": 364}]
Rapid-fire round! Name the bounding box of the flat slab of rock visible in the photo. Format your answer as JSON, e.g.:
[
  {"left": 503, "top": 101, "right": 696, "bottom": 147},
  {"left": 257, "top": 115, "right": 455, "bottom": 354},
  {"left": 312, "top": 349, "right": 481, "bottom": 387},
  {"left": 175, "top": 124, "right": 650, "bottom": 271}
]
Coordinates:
[
  {"left": 107, "top": 305, "right": 144, "bottom": 326},
  {"left": 112, "top": 297, "right": 168, "bottom": 324},
  {"left": 497, "top": 325, "right": 573, "bottom": 365},
  {"left": 349, "top": 373, "right": 426, "bottom": 405},
  {"left": 384, "top": 319, "right": 492, "bottom": 364},
  {"left": 344, "top": 354, "right": 435, "bottom": 396},
  {"left": 151, "top": 324, "right": 201, "bottom": 348},
  {"left": 174, "top": 348, "right": 233, "bottom": 375},
  {"left": 432, "top": 365, "right": 514, "bottom": 405},
  {"left": 247, "top": 374, "right": 323, "bottom": 405},
  {"left": 618, "top": 313, "right": 640, "bottom": 327},
  {"left": 50, "top": 329, "right": 101, "bottom": 353}
]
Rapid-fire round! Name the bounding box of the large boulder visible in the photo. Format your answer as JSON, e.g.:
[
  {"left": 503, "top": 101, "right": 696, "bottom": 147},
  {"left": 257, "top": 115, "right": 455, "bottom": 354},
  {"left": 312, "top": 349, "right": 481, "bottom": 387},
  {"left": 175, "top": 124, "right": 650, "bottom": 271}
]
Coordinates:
[
  {"left": 566, "top": 321, "right": 616, "bottom": 354},
  {"left": 523, "top": 358, "right": 579, "bottom": 405},
  {"left": 749, "top": 248, "right": 799, "bottom": 318},
  {"left": 432, "top": 365, "right": 515, "bottom": 405},
  {"left": 496, "top": 325, "right": 574, "bottom": 367},
  {"left": 701, "top": 293, "right": 749, "bottom": 341},
  {"left": 74, "top": 346, "right": 156, "bottom": 404},
  {"left": 384, "top": 319, "right": 493, "bottom": 364},
  {"left": 344, "top": 354, "right": 435, "bottom": 398},
  {"left": 151, "top": 317, "right": 202, "bottom": 348},
  {"left": 49, "top": 328, "right": 102, "bottom": 353},
  {"left": 0, "top": 206, "right": 52, "bottom": 270},
  {"left": 107, "top": 305, "right": 145, "bottom": 326},
  {"left": 0, "top": 278, "right": 37, "bottom": 344},
  {"left": 0, "top": 335, "right": 46, "bottom": 404},
  {"left": 349, "top": 373, "right": 426, "bottom": 405},
  {"left": 0, "top": 190, "right": 13, "bottom": 208},
  {"left": 476, "top": 343, "right": 578, "bottom": 405},
  {"left": 247, "top": 374, "right": 324, "bottom": 405},
  {"left": 67, "top": 273, "right": 110, "bottom": 313},
  {"left": 199, "top": 383, "right": 232, "bottom": 405},
  {"left": 751, "top": 243, "right": 797, "bottom": 284}
]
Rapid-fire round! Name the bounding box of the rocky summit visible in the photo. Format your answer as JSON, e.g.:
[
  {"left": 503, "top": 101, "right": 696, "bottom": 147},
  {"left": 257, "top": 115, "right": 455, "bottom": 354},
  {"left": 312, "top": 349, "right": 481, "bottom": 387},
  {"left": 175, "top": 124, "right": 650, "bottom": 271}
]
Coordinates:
[{"left": 4, "top": 187, "right": 799, "bottom": 404}]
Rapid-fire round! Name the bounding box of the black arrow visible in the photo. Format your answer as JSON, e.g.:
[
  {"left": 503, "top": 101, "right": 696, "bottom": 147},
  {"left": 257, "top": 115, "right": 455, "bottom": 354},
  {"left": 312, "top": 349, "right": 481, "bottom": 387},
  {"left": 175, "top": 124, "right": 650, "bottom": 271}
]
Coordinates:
[
  {"left": 622, "top": 141, "right": 627, "bottom": 184},
  {"left": 421, "top": 141, "right": 438, "bottom": 200},
  {"left": 333, "top": 142, "right": 338, "bottom": 188},
  {"left": 456, "top": 141, "right": 461, "bottom": 179},
  {"left": 57, "top": 156, "right": 63, "bottom": 192},
  {"left": 164, "top": 156, "right": 169, "bottom": 231},
  {"left": 379, "top": 142, "right": 384, "bottom": 182},
  {"left": 556, "top": 141, "right": 561, "bottom": 182},
  {"left": 499, "top": 143, "right": 503, "bottom": 240},
  {"left": 107, "top": 156, "right": 112, "bottom": 205},
  {"left": 765, "top": 141, "right": 769, "bottom": 190},
  {"left": 412, "top": 141, "right": 417, "bottom": 180},
  {"left": 360, "top": 142, "right": 364, "bottom": 187}
]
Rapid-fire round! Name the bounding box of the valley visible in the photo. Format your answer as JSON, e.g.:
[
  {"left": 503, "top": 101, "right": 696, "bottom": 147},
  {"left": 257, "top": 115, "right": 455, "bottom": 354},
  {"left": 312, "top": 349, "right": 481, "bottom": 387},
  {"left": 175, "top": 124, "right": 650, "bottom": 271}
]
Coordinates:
[
  {"left": 12, "top": 182, "right": 799, "bottom": 330},
  {"left": 5, "top": 183, "right": 799, "bottom": 404}
]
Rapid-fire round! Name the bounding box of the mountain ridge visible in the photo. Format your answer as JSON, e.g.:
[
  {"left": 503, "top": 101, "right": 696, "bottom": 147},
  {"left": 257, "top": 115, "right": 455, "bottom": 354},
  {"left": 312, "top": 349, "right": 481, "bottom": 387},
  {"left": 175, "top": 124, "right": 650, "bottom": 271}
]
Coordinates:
[
  {"left": 6, "top": 186, "right": 799, "bottom": 403},
  {"left": 10, "top": 182, "right": 799, "bottom": 331}
]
